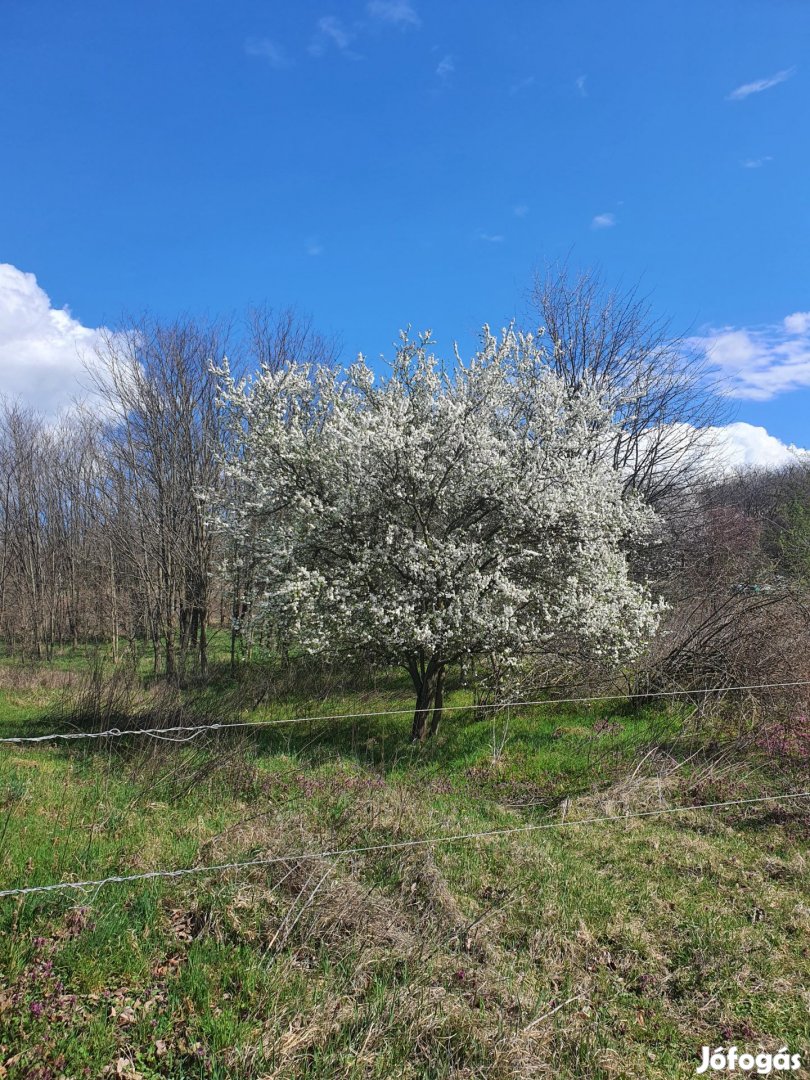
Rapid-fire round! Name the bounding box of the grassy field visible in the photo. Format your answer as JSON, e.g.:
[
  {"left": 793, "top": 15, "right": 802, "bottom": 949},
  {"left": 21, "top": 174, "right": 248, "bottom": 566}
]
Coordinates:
[{"left": 0, "top": 649, "right": 807, "bottom": 1078}]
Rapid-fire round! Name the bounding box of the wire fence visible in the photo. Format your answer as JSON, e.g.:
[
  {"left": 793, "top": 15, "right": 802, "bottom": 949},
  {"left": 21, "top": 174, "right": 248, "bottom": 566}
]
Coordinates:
[
  {"left": 1, "top": 791, "right": 807, "bottom": 901},
  {"left": 2, "top": 675, "right": 808, "bottom": 905},
  {"left": 1, "top": 678, "right": 808, "bottom": 746}
]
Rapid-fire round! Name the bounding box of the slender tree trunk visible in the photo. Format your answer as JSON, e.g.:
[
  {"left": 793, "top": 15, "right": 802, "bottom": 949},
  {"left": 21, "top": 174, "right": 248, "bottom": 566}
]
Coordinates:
[
  {"left": 164, "top": 611, "right": 176, "bottom": 678},
  {"left": 230, "top": 563, "right": 240, "bottom": 676},
  {"left": 109, "top": 540, "right": 119, "bottom": 663},
  {"left": 179, "top": 604, "right": 191, "bottom": 671},
  {"left": 198, "top": 606, "right": 208, "bottom": 677},
  {"left": 151, "top": 605, "right": 160, "bottom": 674}
]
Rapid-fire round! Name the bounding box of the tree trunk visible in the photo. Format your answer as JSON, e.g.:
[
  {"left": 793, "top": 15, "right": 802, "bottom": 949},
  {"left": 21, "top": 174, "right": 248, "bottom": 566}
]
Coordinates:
[
  {"left": 164, "top": 615, "right": 176, "bottom": 678},
  {"left": 429, "top": 664, "right": 445, "bottom": 737},
  {"left": 178, "top": 604, "right": 191, "bottom": 672},
  {"left": 230, "top": 563, "right": 241, "bottom": 676},
  {"left": 109, "top": 541, "right": 119, "bottom": 663},
  {"left": 198, "top": 606, "right": 208, "bottom": 677},
  {"left": 409, "top": 659, "right": 444, "bottom": 742}
]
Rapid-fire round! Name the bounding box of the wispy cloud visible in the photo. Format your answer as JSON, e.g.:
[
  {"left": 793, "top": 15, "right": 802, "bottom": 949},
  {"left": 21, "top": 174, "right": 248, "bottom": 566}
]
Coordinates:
[
  {"left": 309, "top": 6, "right": 419, "bottom": 60},
  {"left": 309, "top": 16, "right": 358, "bottom": 58},
  {"left": 726, "top": 67, "right": 795, "bottom": 101},
  {"left": 478, "top": 232, "right": 504, "bottom": 243},
  {"left": 575, "top": 74, "right": 587, "bottom": 97},
  {"left": 244, "top": 37, "right": 293, "bottom": 68},
  {"left": 591, "top": 212, "right": 616, "bottom": 229},
  {"left": 741, "top": 156, "right": 773, "bottom": 169},
  {"left": 513, "top": 204, "right": 529, "bottom": 218},
  {"left": 436, "top": 54, "right": 454, "bottom": 79},
  {"left": 306, "top": 238, "right": 324, "bottom": 257},
  {"left": 692, "top": 312, "right": 810, "bottom": 400},
  {"left": 366, "top": 0, "right": 421, "bottom": 28},
  {"left": 509, "top": 75, "right": 534, "bottom": 95}
]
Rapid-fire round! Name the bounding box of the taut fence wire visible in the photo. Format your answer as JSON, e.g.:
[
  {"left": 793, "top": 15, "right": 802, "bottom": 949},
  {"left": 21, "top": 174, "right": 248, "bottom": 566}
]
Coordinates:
[
  {"left": 1, "top": 791, "right": 807, "bottom": 901},
  {"left": 1, "top": 679, "right": 808, "bottom": 746}
]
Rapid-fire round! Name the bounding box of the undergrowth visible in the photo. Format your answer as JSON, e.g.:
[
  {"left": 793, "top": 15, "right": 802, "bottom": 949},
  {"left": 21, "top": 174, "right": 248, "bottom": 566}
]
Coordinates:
[{"left": 0, "top": 657, "right": 807, "bottom": 1078}]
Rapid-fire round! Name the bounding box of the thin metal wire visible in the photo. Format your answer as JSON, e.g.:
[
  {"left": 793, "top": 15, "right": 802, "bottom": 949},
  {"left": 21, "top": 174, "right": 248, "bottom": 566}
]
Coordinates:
[
  {"left": 1, "top": 679, "right": 808, "bottom": 746},
  {"left": 1, "top": 790, "right": 806, "bottom": 901}
]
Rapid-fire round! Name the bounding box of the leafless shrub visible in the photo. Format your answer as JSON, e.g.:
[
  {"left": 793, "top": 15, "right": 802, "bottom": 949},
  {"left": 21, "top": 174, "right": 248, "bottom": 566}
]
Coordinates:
[
  {"left": 46, "top": 657, "right": 148, "bottom": 734},
  {"left": 634, "top": 471, "right": 810, "bottom": 733},
  {"left": 0, "top": 664, "right": 76, "bottom": 693},
  {"left": 39, "top": 659, "right": 256, "bottom": 801}
]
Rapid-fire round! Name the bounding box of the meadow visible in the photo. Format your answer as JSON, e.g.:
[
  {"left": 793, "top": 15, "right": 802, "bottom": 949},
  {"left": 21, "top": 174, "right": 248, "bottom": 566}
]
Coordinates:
[{"left": 0, "top": 645, "right": 807, "bottom": 1079}]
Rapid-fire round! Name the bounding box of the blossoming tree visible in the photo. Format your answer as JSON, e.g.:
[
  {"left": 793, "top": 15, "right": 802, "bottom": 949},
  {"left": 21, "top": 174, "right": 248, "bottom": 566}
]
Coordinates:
[{"left": 218, "top": 328, "right": 662, "bottom": 740}]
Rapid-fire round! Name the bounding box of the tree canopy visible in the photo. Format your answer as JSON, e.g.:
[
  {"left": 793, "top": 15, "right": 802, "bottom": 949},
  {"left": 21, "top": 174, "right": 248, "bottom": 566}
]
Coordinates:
[{"left": 218, "top": 327, "right": 662, "bottom": 739}]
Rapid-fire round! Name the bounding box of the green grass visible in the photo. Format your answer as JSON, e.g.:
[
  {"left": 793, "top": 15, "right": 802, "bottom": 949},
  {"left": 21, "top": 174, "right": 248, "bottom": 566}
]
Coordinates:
[{"left": 0, "top": 656, "right": 807, "bottom": 1077}]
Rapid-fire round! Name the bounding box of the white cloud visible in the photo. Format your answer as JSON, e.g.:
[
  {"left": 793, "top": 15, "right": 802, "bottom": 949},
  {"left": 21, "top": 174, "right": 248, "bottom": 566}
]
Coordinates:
[
  {"left": 692, "top": 314, "right": 810, "bottom": 400},
  {"left": 575, "top": 74, "right": 587, "bottom": 97},
  {"left": 591, "top": 212, "right": 616, "bottom": 229},
  {"left": 741, "top": 155, "right": 772, "bottom": 168},
  {"left": 309, "top": 16, "right": 358, "bottom": 57},
  {"left": 702, "top": 423, "right": 808, "bottom": 472},
  {"left": 513, "top": 204, "right": 529, "bottom": 218},
  {"left": 783, "top": 311, "right": 810, "bottom": 335},
  {"left": 436, "top": 54, "right": 454, "bottom": 79},
  {"left": 478, "top": 232, "right": 504, "bottom": 244},
  {"left": 244, "top": 37, "right": 292, "bottom": 68},
  {"left": 366, "top": 0, "right": 421, "bottom": 28},
  {"left": 727, "top": 67, "right": 795, "bottom": 101},
  {"left": 306, "top": 238, "right": 324, "bottom": 257},
  {"left": 650, "top": 421, "right": 809, "bottom": 476},
  {"left": 0, "top": 264, "right": 103, "bottom": 417},
  {"left": 2, "top": 264, "right": 805, "bottom": 477}
]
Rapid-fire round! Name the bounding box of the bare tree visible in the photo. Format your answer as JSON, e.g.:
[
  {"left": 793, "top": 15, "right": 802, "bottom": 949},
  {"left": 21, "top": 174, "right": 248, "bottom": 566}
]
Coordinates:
[
  {"left": 0, "top": 403, "right": 49, "bottom": 656},
  {"left": 244, "top": 305, "right": 339, "bottom": 376},
  {"left": 0, "top": 403, "right": 109, "bottom": 658},
  {"left": 89, "top": 316, "right": 229, "bottom": 678},
  {"left": 527, "top": 264, "right": 729, "bottom": 505}
]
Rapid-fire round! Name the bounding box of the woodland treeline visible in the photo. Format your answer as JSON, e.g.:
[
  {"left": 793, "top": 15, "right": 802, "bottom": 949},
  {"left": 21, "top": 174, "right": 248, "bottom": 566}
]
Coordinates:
[
  {"left": 0, "top": 270, "right": 808, "bottom": 702},
  {"left": 0, "top": 309, "right": 336, "bottom": 674}
]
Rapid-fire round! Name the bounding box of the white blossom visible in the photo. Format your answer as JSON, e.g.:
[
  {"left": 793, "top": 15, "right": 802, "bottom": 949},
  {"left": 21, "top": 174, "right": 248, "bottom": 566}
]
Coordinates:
[{"left": 217, "top": 327, "right": 663, "bottom": 731}]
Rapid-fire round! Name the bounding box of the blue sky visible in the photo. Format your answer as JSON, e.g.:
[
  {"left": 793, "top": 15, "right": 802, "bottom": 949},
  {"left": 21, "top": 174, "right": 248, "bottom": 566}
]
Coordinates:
[{"left": 1, "top": 0, "right": 808, "bottom": 454}]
